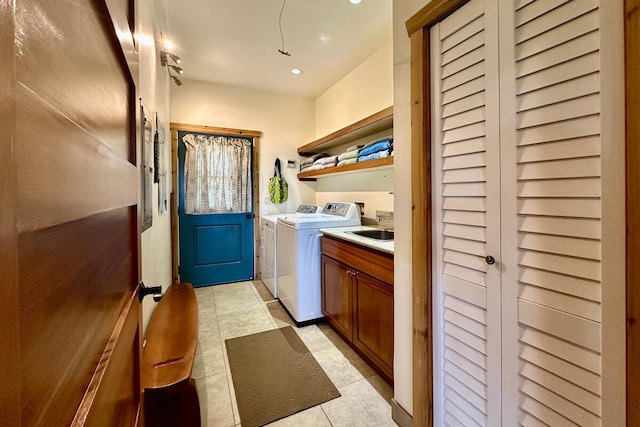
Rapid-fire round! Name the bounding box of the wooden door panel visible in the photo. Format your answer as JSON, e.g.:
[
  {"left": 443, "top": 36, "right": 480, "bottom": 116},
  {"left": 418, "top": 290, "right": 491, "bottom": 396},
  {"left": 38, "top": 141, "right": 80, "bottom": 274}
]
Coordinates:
[
  {"left": 15, "top": 85, "right": 137, "bottom": 232},
  {"left": 18, "top": 208, "right": 137, "bottom": 426},
  {"left": 16, "top": 0, "right": 132, "bottom": 161},
  {"left": 321, "top": 255, "right": 353, "bottom": 339},
  {"left": 353, "top": 272, "right": 394, "bottom": 381},
  {"left": 1, "top": 0, "right": 141, "bottom": 425}
]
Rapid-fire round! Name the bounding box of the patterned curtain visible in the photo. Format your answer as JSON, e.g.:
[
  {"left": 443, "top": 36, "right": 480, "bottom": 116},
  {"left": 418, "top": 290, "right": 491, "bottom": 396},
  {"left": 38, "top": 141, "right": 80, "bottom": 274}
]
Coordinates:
[{"left": 183, "top": 134, "right": 252, "bottom": 214}]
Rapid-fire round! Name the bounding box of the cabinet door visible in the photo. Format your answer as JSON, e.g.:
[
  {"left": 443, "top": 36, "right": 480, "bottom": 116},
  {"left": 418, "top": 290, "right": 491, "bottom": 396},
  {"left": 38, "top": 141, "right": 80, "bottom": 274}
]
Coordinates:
[
  {"left": 353, "top": 271, "right": 394, "bottom": 382},
  {"left": 321, "top": 255, "right": 353, "bottom": 340}
]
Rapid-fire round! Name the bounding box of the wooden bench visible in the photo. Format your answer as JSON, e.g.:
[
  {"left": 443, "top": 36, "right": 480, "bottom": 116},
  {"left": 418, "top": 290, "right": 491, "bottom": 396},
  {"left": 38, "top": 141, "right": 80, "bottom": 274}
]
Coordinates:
[{"left": 141, "top": 282, "right": 200, "bottom": 426}]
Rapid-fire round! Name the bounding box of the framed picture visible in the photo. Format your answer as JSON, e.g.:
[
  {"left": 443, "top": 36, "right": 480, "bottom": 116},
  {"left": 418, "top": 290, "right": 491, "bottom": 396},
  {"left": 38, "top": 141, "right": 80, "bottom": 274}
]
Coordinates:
[{"left": 141, "top": 100, "right": 154, "bottom": 231}]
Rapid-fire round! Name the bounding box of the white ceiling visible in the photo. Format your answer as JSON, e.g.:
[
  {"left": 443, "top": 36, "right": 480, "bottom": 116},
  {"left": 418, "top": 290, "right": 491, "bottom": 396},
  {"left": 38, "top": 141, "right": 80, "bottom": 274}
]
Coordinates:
[{"left": 159, "top": 0, "right": 392, "bottom": 98}]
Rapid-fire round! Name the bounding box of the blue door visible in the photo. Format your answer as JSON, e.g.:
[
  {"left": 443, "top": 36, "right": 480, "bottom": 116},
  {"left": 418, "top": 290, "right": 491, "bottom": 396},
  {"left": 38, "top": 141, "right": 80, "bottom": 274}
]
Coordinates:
[{"left": 178, "top": 130, "right": 254, "bottom": 287}]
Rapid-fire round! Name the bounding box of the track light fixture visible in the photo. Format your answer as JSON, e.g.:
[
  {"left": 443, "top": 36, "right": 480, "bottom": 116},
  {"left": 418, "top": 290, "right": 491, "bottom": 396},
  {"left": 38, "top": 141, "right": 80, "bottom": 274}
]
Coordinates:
[
  {"left": 160, "top": 50, "right": 182, "bottom": 67},
  {"left": 160, "top": 45, "right": 184, "bottom": 86},
  {"left": 168, "top": 65, "right": 183, "bottom": 75}
]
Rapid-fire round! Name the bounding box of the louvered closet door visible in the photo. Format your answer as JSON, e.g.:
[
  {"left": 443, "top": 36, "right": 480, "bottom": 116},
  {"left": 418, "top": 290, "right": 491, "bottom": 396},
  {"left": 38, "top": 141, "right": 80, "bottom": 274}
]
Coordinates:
[
  {"left": 430, "top": 1, "right": 502, "bottom": 425},
  {"left": 504, "top": 1, "right": 604, "bottom": 425},
  {"left": 432, "top": 0, "right": 609, "bottom": 426}
]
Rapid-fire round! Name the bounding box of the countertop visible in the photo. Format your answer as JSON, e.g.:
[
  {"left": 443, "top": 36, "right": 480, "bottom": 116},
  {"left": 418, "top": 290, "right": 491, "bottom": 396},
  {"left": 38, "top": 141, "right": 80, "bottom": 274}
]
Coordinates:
[{"left": 319, "top": 225, "right": 394, "bottom": 255}]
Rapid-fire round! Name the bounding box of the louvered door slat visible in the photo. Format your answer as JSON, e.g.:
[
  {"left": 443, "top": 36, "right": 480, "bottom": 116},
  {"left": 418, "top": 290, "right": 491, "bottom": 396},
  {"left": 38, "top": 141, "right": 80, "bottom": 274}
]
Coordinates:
[
  {"left": 442, "top": 63, "right": 485, "bottom": 92},
  {"left": 516, "top": 52, "right": 599, "bottom": 94},
  {"left": 518, "top": 267, "right": 600, "bottom": 301},
  {"left": 518, "top": 283, "right": 601, "bottom": 321},
  {"left": 515, "top": 0, "right": 598, "bottom": 44},
  {"left": 516, "top": 136, "right": 600, "bottom": 161},
  {"left": 444, "top": 401, "right": 482, "bottom": 427},
  {"left": 442, "top": 16, "right": 484, "bottom": 52},
  {"left": 516, "top": 95, "right": 600, "bottom": 129},
  {"left": 519, "top": 361, "right": 601, "bottom": 415},
  {"left": 516, "top": 32, "right": 599, "bottom": 78},
  {"left": 519, "top": 249, "right": 601, "bottom": 280},
  {"left": 443, "top": 168, "right": 486, "bottom": 184},
  {"left": 517, "top": 178, "right": 601, "bottom": 198},
  {"left": 445, "top": 362, "right": 486, "bottom": 398},
  {"left": 442, "top": 137, "right": 486, "bottom": 157},
  {"left": 519, "top": 326, "right": 601, "bottom": 374},
  {"left": 517, "top": 115, "right": 600, "bottom": 146},
  {"left": 516, "top": 9, "right": 598, "bottom": 60},
  {"left": 520, "top": 379, "right": 600, "bottom": 426},
  {"left": 444, "top": 374, "right": 487, "bottom": 415},
  {"left": 442, "top": 32, "right": 485, "bottom": 66},
  {"left": 442, "top": 107, "right": 486, "bottom": 131},
  {"left": 445, "top": 335, "right": 487, "bottom": 369},
  {"left": 443, "top": 92, "right": 485, "bottom": 118},
  {"left": 515, "top": 0, "right": 571, "bottom": 27},
  {"left": 519, "top": 345, "right": 601, "bottom": 393},
  {"left": 518, "top": 232, "right": 600, "bottom": 260},
  {"left": 517, "top": 157, "right": 601, "bottom": 180},
  {"left": 518, "top": 215, "right": 601, "bottom": 239}
]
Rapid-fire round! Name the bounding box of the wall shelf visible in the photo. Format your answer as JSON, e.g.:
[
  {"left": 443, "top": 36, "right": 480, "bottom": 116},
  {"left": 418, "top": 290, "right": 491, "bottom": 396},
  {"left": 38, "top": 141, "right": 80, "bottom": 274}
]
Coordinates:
[
  {"left": 297, "top": 157, "right": 393, "bottom": 181},
  {"left": 297, "top": 106, "right": 393, "bottom": 181}
]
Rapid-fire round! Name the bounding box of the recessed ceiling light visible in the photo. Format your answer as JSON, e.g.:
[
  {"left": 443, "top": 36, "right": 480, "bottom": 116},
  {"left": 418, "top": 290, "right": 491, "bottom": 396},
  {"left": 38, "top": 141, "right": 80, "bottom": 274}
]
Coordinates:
[
  {"left": 291, "top": 68, "right": 302, "bottom": 75},
  {"left": 349, "top": 0, "right": 362, "bottom": 4}
]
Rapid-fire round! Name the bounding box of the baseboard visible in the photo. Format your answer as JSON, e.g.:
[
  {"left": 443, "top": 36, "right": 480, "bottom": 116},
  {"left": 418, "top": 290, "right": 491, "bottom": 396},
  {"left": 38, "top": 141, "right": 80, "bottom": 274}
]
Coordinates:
[{"left": 391, "top": 398, "right": 412, "bottom": 427}]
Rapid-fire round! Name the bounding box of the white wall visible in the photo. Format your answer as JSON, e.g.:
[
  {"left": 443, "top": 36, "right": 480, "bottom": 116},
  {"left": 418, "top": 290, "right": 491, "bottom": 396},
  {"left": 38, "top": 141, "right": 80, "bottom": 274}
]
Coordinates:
[
  {"left": 137, "top": 0, "right": 173, "bottom": 332},
  {"left": 392, "top": 0, "right": 433, "bottom": 417},
  {"left": 315, "top": 41, "right": 394, "bottom": 137},
  {"left": 169, "top": 80, "right": 316, "bottom": 216}
]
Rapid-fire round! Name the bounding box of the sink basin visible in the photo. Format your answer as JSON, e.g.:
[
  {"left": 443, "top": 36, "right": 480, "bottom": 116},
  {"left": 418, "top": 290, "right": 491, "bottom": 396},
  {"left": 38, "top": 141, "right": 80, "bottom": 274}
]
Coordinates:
[{"left": 349, "top": 229, "right": 394, "bottom": 240}]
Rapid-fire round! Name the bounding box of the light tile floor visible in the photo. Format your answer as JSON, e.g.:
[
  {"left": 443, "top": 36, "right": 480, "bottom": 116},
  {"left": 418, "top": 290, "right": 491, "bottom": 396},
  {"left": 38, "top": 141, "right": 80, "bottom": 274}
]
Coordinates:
[{"left": 193, "top": 280, "right": 397, "bottom": 427}]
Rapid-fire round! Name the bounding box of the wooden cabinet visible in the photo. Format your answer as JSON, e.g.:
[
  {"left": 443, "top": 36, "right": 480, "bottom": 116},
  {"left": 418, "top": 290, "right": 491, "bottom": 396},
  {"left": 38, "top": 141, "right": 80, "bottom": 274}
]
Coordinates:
[
  {"left": 321, "top": 255, "right": 353, "bottom": 339},
  {"left": 320, "top": 236, "right": 394, "bottom": 383},
  {"left": 297, "top": 107, "right": 393, "bottom": 181}
]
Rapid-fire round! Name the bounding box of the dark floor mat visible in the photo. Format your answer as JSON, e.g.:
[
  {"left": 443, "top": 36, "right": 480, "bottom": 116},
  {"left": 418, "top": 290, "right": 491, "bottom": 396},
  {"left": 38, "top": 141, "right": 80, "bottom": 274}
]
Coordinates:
[{"left": 225, "top": 326, "right": 340, "bottom": 427}]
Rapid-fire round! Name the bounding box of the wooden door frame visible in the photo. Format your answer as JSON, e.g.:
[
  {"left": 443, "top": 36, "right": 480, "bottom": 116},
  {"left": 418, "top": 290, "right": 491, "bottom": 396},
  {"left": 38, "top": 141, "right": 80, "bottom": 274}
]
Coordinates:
[
  {"left": 169, "top": 123, "right": 262, "bottom": 285},
  {"left": 405, "top": 2, "right": 469, "bottom": 425},
  {"left": 406, "top": 1, "right": 637, "bottom": 425},
  {"left": 626, "top": 0, "right": 639, "bottom": 425}
]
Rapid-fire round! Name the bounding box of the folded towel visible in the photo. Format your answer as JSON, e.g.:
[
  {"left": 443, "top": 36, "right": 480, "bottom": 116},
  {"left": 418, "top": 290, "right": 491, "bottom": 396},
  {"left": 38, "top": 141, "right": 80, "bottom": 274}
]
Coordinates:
[
  {"left": 313, "top": 157, "right": 328, "bottom": 166},
  {"left": 321, "top": 155, "right": 340, "bottom": 164},
  {"left": 338, "top": 149, "right": 359, "bottom": 161},
  {"left": 363, "top": 136, "right": 393, "bottom": 148},
  {"left": 359, "top": 140, "right": 393, "bottom": 157},
  {"left": 346, "top": 144, "right": 364, "bottom": 152},
  {"left": 301, "top": 153, "right": 328, "bottom": 166},
  {"left": 337, "top": 157, "right": 359, "bottom": 167},
  {"left": 358, "top": 150, "right": 391, "bottom": 162},
  {"left": 301, "top": 163, "right": 323, "bottom": 172},
  {"left": 321, "top": 162, "right": 338, "bottom": 169}
]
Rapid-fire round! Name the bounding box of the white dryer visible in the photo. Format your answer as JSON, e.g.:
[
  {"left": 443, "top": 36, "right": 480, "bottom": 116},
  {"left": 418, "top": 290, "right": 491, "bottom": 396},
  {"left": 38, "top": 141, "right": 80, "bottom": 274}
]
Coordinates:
[
  {"left": 276, "top": 202, "right": 361, "bottom": 324},
  {"left": 260, "top": 204, "right": 321, "bottom": 298}
]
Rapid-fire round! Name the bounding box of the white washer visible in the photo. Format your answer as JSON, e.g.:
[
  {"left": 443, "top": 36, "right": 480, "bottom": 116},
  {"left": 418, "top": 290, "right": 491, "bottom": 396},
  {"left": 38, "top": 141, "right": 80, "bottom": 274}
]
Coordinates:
[
  {"left": 276, "top": 202, "right": 361, "bottom": 324},
  {"left": 260, "top": 204, "right": 321, "bottom": 298}
]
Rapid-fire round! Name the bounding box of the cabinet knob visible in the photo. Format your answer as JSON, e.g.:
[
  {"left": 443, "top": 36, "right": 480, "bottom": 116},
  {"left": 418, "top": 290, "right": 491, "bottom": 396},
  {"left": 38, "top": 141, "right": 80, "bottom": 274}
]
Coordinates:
[{"left": 485, "top": 255, "right": 496, "bottom": 265}]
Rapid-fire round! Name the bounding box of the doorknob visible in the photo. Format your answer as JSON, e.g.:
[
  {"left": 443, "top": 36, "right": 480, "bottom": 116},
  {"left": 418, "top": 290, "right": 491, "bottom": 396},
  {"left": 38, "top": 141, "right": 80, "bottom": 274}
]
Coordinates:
[
  {"left": 246, "top": 213, "right": 254, "bottom": 219},
  {"left": 485, "top": 255, "right": 496, "bottom": 265}
]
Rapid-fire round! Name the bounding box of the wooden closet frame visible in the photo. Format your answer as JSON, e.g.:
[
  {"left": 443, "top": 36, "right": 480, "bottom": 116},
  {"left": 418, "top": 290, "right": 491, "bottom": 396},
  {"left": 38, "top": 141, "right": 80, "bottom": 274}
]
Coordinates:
[
  {"left": 169, "top": 123, "right": 262, "bottom": 285},
  {"left": 406, "top": 1, "right": 639, "bottom": 425}
]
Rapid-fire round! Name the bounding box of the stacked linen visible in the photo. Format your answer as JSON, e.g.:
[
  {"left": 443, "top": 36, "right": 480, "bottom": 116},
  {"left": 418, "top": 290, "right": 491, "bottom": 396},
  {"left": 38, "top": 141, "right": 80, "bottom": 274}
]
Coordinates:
[
  {"left": 320, "top": 155, "right": 340, "bottom": 169},
  {"left": 300, "top": 153, "right": 328, "bottom": 173},
  {"left": 337, "top": 144, "right": 364, "bottom": 167},
  {"left": 358, "top": 137, "right": 393, "bottom": 163}
]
